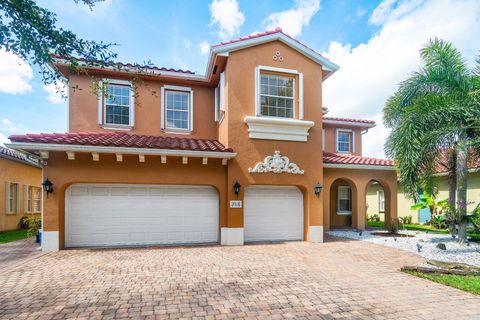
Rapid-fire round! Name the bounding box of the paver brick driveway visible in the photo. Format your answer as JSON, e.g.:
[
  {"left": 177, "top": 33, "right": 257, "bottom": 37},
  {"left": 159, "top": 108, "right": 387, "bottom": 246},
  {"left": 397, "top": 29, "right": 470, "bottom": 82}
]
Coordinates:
[{"left": 1, "top": 236, "right": 479, "bottom": 320}]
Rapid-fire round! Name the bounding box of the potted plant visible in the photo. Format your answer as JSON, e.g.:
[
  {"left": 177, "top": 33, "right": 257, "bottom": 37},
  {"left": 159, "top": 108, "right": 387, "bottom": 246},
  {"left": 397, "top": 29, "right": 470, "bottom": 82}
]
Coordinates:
[{"left": 26, "top": 217, "right": 42, "bottom": 243}]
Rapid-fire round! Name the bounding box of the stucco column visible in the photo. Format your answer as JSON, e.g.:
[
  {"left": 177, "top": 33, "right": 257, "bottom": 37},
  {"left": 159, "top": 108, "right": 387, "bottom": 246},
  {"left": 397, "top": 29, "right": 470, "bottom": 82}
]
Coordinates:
[
  {"left": 384, "top": 178, "right": 398, "bottom": 228},
  {"left": 220, "top": 174, "right": 245, "bottom": 246},
  {"left": 307, "top": 187, "right": 324, "bottom": 243},
  {"left": 353, "top": 182, "right": 367, "bottom": 230},
  {"left": 41, "top": 168, "right": 61, "bottom": 251}
]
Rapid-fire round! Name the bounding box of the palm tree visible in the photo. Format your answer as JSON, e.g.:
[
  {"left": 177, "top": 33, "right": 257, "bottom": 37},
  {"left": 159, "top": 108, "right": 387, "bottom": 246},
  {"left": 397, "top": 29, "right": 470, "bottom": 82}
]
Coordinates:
[{"left": 383, "top": 38, "right": 480, "bottom": 243}]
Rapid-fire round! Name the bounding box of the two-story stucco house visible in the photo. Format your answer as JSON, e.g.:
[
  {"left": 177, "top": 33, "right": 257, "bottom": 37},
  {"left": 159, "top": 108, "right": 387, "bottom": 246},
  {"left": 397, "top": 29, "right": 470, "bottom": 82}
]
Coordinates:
[{"left": 7, "top": 29, "right": 397, "bottom": 251}]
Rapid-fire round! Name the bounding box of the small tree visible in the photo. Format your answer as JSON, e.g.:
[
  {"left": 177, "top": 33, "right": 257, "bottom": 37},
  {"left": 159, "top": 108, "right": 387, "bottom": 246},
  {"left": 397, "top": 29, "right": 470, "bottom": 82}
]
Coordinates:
[
  {"left": 410, "top": 191, "right": 448, "bottom": 227},
  {"left": 0, "top": 0, "right": 117, "bottom": 92}
]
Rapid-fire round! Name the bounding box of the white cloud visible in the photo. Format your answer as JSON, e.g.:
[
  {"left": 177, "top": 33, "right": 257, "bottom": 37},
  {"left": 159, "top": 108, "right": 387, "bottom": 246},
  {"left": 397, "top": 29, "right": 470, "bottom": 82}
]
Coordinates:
[
  {"left": 1, "top": 118, "right": 25, "bottom": 133},
  {"left": 322, "top": 0, "right": 480, "bottom": 158},
  {"left": 198, "top": 41, "right": 210, "bottom": 55},
  {"left": 0, "top": 133, "right": 9, "bottom": 147},
  {"left": 182, "top": 39, "right": 192, "bottom": 49},
  {"left": 43, "top": 82, "right": 67, "bottom": 105},
  {"left": 263, "top": 0, "right": 320, "bottom": 37},
  {"left": 209, "top": 0, "right": 245, "bottom": 39},
  {"left": 0, "top": 49, "right": 33, "bottom": 94}
]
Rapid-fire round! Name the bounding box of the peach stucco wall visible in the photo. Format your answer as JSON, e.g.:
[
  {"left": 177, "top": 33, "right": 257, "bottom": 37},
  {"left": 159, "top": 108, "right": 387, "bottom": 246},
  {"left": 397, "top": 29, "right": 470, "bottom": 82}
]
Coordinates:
[
  {"left": 323, "top": 167, "right": 397, "bottom": 230},
  {"left": 0, "top": 158, "right": 42, "bottom": 231},
  {"left": 220, "top": 41, "right": 325, "bottom": 237},
  {"left": 42, "top": 152, "right": 227, "bottom": 249},
  {"left": 323, "top": 124, "right": 363, "bottom": 156},
  {"left": 68, "top": 75, "right": 218, "bottom": 139}
]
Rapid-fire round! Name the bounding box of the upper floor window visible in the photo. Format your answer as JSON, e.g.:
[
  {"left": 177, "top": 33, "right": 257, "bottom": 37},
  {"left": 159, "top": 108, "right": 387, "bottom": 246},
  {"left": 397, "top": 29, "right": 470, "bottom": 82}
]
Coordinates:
[
  {"left": 105, "top": 85, "right": 131, "bottom": 126},
  {"left": 336, "top": 129, "right": 354, "bottom": 153},
  {"left": 98, "top": 79, "right": 134, "bottom": 129},
  {"left": 161, "top": 85, "right": 193, "bottom": 132},
  {"left": 260, "top": 74, "right": 294, "bottom": 118}
]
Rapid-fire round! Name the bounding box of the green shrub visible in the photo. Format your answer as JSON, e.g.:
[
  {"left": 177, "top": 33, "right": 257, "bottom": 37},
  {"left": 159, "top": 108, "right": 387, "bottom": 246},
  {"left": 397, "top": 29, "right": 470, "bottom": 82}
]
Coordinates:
[
  {"left": 26, "top": 217, "right": 41, "bottom": 238},
  {"left": 399, "top": 215, "right": 413, "bottom": 225},
  {"left": 367, "top": 213, "right": 381, "bottom": 222}
]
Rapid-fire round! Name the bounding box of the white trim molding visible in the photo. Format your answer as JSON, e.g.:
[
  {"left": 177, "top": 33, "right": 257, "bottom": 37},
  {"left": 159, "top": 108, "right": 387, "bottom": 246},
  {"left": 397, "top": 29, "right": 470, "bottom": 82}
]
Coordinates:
[
  {"left": 309, "top": 226, "right": 324, "bottom": 243},
  {"left": 220, "top": 227, "right": 244, "bottom": 245},
  {"left": 323, "top": 163, "right": 396, "bottom": 170},
  {"left": 249, "top": 150, "right": 304, "bottom": 174},
  {"left": 244, "top": 116, "right": 314, "bottom": 142},
  {"left": 323, "top": 119, "right": 376, "bottom": 128},
  {"left": 42, "top": 231, "right": 60, "bottom": 251},
  {"left": 6, "top": 142, "right": 237, "bottom": 159}
]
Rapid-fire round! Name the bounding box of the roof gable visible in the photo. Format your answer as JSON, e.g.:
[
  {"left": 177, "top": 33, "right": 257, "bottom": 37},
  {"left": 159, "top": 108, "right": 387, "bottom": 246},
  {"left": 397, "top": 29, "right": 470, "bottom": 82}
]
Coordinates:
[{"left": 211, "top": 28, "right": 339, "bottom": 75}]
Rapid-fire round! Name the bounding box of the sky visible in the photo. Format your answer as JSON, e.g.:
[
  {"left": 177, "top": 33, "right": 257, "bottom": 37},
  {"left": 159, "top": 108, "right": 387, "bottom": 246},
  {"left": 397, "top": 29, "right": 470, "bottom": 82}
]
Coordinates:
[{"left": 0, "top": 0, "right": 479, "bottom": 158}]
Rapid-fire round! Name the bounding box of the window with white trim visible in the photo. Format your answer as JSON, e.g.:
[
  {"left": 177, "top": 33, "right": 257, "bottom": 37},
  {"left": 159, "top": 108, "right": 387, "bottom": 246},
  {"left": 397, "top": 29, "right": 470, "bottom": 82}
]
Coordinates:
[
  {"left": 337, "top": 130, "right": 353, "bottom": 153},
  {"left": 26, "top": 186, "right": 41, "bottom": 213},
  {"left": 260, "top": 74, "right": 294, "bottom": 118},
  {"left": 98, "top": 80, "right": 135, "bottom": 128},
  {"left": 378, "top": 190, "right": 385, "bottom": 213},
  {"left": 163, "top": 88, "right": 192, "bottom": 131},
  {"left": 5, "top": 182, "right": 19, "bottom": 214},
  {"left": 338, "top": 186, "right": 351, "bottom": 214}
]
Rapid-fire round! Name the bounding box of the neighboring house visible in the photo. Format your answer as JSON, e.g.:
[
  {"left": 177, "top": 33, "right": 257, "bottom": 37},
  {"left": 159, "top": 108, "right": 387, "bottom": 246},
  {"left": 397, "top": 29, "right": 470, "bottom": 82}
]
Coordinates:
[
  {"left": 0, "top": 146, "right": 42, "bottom": 232},
  {"left": 7, "top": 28, "right": 397, "bottom": 251},
  {"left": 367, "top": 154, "right": 480, "bottom": 223}
]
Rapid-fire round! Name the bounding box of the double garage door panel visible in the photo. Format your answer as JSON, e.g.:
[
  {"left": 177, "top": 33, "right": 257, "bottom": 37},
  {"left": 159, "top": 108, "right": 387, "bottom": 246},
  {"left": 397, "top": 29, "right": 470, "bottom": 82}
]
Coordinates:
[
  {"left": 244, "top": 186, "right": 304, "bottom": 242},
  {"left": 66, "top": 184, "right": 219, "bottom": 247}
]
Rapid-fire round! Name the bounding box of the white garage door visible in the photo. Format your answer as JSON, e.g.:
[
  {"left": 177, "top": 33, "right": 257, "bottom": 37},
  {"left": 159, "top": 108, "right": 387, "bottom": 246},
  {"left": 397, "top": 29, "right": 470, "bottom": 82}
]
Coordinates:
[
  {"left": 65, "top": 184, "right": 219, "bottom": 247},
  {"left": 244, "top": 186, "right": 303, "bottom": 242}
]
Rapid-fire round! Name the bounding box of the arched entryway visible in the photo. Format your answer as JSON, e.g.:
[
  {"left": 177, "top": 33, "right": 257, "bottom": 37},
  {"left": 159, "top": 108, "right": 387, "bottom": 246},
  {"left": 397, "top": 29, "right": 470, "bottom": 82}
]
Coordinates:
[
  {"left": 329, "top": 178, "right": 357, "bottom": 228},
  {"left": 365, "top": 179, "right": 393, "bottom": 227}
]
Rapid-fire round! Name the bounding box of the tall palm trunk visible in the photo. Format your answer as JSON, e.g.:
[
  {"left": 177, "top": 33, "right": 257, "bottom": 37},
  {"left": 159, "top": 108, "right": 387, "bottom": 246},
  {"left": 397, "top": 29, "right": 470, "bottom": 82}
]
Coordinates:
[
  {"left": 456, "top": 138, "right": 468, "bottom": 244},
  {"left": 447, "top": 147, "right": 457, "bottom": 207}
]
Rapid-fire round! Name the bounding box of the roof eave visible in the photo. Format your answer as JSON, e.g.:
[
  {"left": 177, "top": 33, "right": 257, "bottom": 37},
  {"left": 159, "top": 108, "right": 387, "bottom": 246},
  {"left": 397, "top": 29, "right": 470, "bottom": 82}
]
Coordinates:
[
  {"left": 211, "top": 33, "right": 340, "bottom": 76},
  {"left": 322, "top": 119, "right": 376, "bottom": 128},
  {"left": 6, "top": 142, "right": 237, "bottom": 159},
  {"left": 323, "top": 163, "right": 396, "bottom": 170}
]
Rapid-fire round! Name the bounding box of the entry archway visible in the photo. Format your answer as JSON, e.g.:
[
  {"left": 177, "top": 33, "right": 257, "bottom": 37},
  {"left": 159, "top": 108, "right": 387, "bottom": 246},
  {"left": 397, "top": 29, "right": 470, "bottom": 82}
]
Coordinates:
[{"left": 329, "top": 178, "right": 357, "bottom": 228}]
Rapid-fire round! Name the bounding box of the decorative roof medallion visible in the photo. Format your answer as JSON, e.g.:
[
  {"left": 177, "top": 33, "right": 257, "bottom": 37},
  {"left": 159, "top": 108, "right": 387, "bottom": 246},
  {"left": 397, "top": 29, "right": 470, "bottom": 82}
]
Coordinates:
[
  {"left": 273, "top": 51, "right": 284, "bottom": 62},
  {"left": 248, "top": 151, "right": 304, "bottom": 174}
]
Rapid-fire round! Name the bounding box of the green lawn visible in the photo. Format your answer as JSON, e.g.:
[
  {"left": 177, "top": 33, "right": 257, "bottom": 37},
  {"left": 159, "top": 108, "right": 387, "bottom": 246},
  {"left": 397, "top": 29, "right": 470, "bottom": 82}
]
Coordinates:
[
  {"left": 405, "top": 270, "right": 480, "bottom": 295},
  {"left": 0, "top": 229, "right": 30, "bottom": 244}
]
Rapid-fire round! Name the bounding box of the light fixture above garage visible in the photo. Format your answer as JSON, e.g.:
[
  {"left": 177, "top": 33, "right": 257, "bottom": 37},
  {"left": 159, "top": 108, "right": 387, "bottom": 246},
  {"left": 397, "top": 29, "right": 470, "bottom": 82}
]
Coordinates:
[{"left": 233, "top": 180, "right": 241, "bottom": 197}]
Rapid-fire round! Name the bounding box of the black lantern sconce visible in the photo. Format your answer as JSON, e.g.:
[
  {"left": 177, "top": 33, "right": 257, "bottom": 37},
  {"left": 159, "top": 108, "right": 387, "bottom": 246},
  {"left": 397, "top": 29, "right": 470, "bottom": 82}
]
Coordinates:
[
  {"left": 233, "top": 180, "right": 241, "bottom": 197},
  {"left": 314, "top": 182, "right": 323, "bottom": 198},
  {"left": 42, "top": 178, "right": 53, "bottom": 198}
]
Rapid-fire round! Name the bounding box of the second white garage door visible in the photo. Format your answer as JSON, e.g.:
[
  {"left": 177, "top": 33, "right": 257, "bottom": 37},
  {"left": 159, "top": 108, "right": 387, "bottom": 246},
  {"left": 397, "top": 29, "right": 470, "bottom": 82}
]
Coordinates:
[
  {"left": 65, "top": 184, "right": 219, "bottom": 248},
  {"left": 244, "top": 186, "right": 304, "bottom": 242}
]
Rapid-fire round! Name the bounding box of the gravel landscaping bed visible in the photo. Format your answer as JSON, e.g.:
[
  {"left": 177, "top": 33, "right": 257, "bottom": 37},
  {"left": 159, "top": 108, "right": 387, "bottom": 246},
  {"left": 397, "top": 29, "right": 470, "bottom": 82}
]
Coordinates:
[{"left": 327, "top": 229, "right": 480, "bottom": 267}]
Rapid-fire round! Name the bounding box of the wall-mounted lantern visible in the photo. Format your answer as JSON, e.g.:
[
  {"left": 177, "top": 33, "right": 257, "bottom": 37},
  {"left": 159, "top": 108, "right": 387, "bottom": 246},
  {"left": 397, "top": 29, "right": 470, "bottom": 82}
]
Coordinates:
[
  {"left": 42, "top": 178, "right": 53, "bottom": 197},
  {"left": 233, "top": 180, "right": 241, "bottom": 197},
  {"left": 314, "top": 182, "right": 323, "bottom": 198}
]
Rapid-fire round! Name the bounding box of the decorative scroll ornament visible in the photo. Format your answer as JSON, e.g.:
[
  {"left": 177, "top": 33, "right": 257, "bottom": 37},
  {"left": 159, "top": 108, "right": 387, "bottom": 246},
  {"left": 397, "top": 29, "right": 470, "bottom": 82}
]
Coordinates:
[{"left": 248, "top": 151, "right": 304, "bottom": 174}]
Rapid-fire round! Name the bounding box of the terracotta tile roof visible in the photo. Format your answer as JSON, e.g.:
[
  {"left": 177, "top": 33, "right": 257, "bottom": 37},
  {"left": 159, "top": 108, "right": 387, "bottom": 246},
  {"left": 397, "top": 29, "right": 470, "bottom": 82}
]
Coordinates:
[
  {"left": 434, "top": 149, "right": 480, "bottom": 173},
  {"left": 323, "top": 117, "right": 376, "bottom": 125},
  {"left": 0, "top": 146, "right": 40, "bottom": 167},
  {"left": 51, "top": 54, "right": 195, "bottom": 75},
  {"left": 8, "top": 133, "right": 234, "bottom": 153},
  {"left": 212, "top": 28, "right": 335, "bottom": 65},
  {"left": 323, "top": 152, "right": 395, "bottom": 167}
]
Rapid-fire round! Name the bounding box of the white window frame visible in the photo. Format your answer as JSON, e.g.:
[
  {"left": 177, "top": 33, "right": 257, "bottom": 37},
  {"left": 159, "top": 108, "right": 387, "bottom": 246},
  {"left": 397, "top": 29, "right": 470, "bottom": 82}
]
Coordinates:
[
  {"left": 5, "top": 182, "right": 19, "bottom": 214},
  {"left": 25, "top": 185, "right": 41, "bottom": 214},
  {"left": 337, "top": 185, "right": 352, "bottom": 215},
  {"left": 214, "top": 72, "right": 225, "bottom": 123},
  {"left": 378, "top": 190, "right": 385, "bottom": 213},
  {"left": 97, "top": 79, "right": 135, "bottom": 129},
  {"left": 161, "top": 85, "right": 194, "bottom": 133},
  {"left": 322, "top": 128, "right": 325, "bottom": 151},
  {"left": 336, "top": 128, "right": 355, "bottom": 153},
  {"left": 254, "top": 65, "right": 303, "bottom": 119}
]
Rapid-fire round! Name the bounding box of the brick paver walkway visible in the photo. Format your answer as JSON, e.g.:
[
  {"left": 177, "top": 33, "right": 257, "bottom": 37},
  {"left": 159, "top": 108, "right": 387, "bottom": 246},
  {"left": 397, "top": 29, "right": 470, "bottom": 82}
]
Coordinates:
[
  {"left": 0, "top": 237, "right": 44, "bottom": 273},
  {"left": 0, "top": 236, "right": 478, "bottom": 319}
]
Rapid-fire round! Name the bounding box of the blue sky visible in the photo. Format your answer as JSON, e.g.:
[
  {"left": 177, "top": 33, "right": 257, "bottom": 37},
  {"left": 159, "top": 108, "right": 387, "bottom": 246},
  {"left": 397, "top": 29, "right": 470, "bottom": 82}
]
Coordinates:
[{"left": 1, "top": 0, "right": 479, "bottom": 157}]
